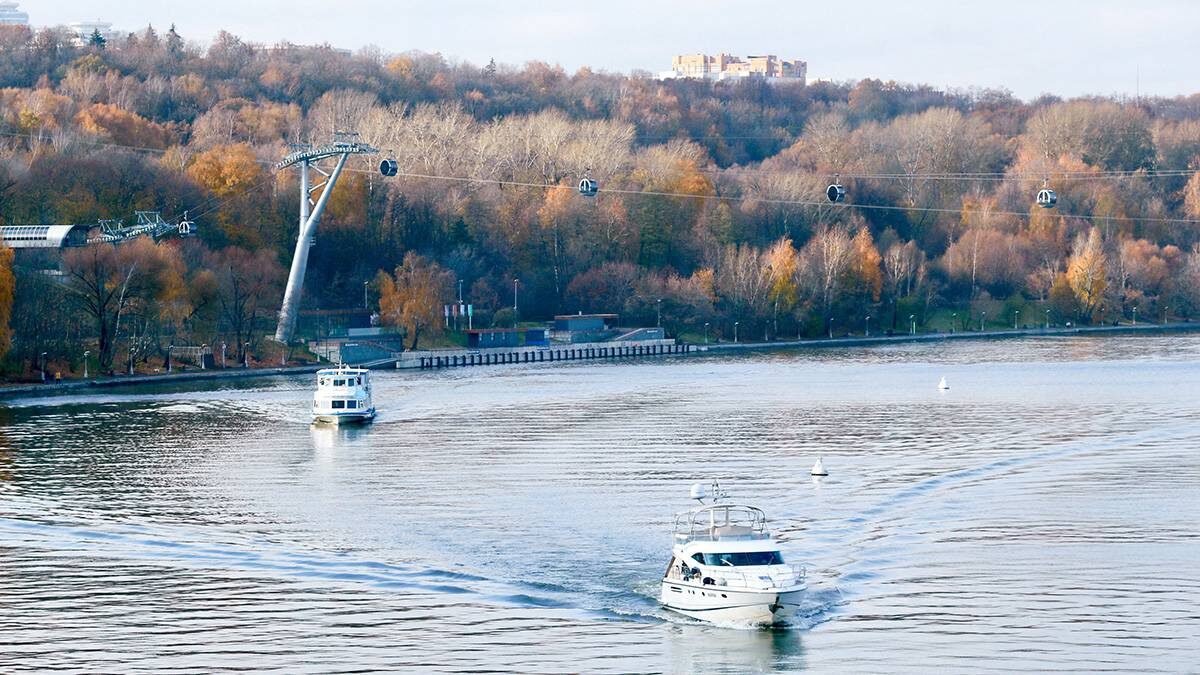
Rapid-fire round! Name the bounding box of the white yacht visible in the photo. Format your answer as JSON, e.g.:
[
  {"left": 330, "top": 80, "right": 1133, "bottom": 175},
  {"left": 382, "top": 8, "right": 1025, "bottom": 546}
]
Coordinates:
[
  {"left": 312, "top": 366, "right": 375, "bottom": 424},
  {"left": 661, "top": 483, "right": 806, "bottom": 626}
]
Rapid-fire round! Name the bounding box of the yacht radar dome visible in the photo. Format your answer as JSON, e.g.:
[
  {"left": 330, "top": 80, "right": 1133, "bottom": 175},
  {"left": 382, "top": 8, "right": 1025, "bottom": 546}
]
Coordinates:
[
  {"left": 811, "top": 457, "right": 828, "bottom": 476},
  {"left": 690, "top": 482, "right": 707, "bottom": 502}
]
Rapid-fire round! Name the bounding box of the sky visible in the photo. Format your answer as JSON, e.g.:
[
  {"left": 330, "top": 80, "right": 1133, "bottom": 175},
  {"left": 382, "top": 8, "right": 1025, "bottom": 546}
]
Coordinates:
[{"left": 27, "top": 0, "right": 1200, "bottom": 100}]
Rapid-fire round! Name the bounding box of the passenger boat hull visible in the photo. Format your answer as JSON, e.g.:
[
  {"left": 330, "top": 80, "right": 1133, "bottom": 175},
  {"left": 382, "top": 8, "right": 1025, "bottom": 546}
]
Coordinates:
[
  {"left": 312, "top": 409, "right": 376, "bottom": 425},
  {"left": 660, "top": 582, "right": 805, "bottom": 626}
]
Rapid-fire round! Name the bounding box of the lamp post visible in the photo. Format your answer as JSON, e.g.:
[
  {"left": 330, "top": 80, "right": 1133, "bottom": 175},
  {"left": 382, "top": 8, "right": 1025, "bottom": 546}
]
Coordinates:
[
  {"left": 1132, "top": 305, "right": 1137, "bottom": 325},
  {"left": 127, "top": 347, "right": 134, "bottom": 376},
  {"left": 221, "top": 341, "right": 227, "bottom": 368},
  {"left": 201, "top": 344, "right": 207, "bottom": 370},
  {"left": 980, "top": 311, "right": 986, "bottom": 332},
  {"left": 243, "top": 342, "right": 250, "bottom": 368},
  {"left": 167, "top": 345, "right": 173, "bottom": 373},
  {"left": 703, "top": 322, "right": 710, "bottom": 344},
  {"left": 952, "top": 312, "right": 958, "bottom": 333},
  {"left": 513, "top": 278, "right": 519, "bottom": 313},
  {"left": 828, "top": 317, "right": 834, "bottom": 339},
  {"left": 40, "top": 351, "right": 47, "bottom": 383},
  {"left": 734, "top": 321, "right": 740, "bottom": 343},
  {"left": 656, "top": 298, "right": 662, "bottom": 328},
  {"left": 1045, "top": 308, "right": 1050, "bottom": 329},
  {"left": 457, "top": 279, "right": 463, "bottom": 304},
  {"left": 364, "top": 281, "right": 370, "bottom": 309},
  {"left": 82, "top": 350, "right": 90, "bottom": 379},
  {"left": 909, "top": 314, "right": 916, "bottom": 336},
  {"left": 1014, "top": 309, "right": 1020, "bottom": 330},
  {"left": 865, "top": 315, "right": 871, "bottom": 337}
]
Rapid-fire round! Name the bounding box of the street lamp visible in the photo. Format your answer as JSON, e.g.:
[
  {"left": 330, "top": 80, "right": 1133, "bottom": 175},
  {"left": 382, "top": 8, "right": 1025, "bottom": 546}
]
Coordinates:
[
  {"left": 201, "top": 344, "right": 208, "bottom": 370},
  {"left": 82, "top": 350, "right": 90, "bottom": 379},
  {"left": 980, "top": 311, "right": 986, "bottom": 332},
  {"left": 1014, "top": 309, "right": 1020, "bottom": 330},
  {"left": 167, "top": 344, "right": 173, "bottom": 373},
  {"left": 40, "top": 351, "right": 47, "bottom": 383},
  {"left": 1045, "top": 308, "right": 1050, "bottom": 329},
  {"left": 364, "top": 281, "right": 370, "bottom": 309},
  {"left": 909, "top": 314, "right": 915, "bottom": 336},
  {"left": 1132, "top": 305, "right": 1137, "bottom": 325},
  {"left": 221, "top": 342, "right": 227, "bottom": 368},
  {"left": 513, "top": 278, "right": 519, "bottom": 313},
  {"left": 734, "top": 321, "right": 740, "bottom": 343},
  {"left": 865, "top": 315, "right": 871, "bottom": 337},
  {"left": 952, "top": 312, "right": 958, "bottom": 333},
  {"left": 703, "top": 322, "right": 710, "bottom": 344},
  {"left": 243, "top": 342, "right": 250, "bottom": 368},
  {"left": 457, "top": 278, "right": 463, "bottom": 304},
  {"left": 127, "top": 347, "right": 134, "bottom": 376},
  {"left": 657, "top": 298, "right": 662, "bottom": 328}
]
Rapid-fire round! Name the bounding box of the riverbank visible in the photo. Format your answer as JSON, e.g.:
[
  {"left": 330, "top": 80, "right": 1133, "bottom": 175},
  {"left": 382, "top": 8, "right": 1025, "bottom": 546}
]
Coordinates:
[
  {"left": 2, "top": 321, "right": 1194, "bottom": 399},
  {"left": 697, "top": 321, "right": 1200, "bottom": 352}
]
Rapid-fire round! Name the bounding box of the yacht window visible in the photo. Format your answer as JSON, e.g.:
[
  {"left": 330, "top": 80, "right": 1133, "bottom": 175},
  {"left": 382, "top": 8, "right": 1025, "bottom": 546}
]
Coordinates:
[
  {"left": 702, "top": 551, "right": 784, "bottom": 566},
  {"left": 335, "top": 379, "right": 346, "bottom": 386},
  {"left": 691, "top": 553, "right": 704, "bottom": 564},
  {"left": 347, "top": 400, "right": 357, "bottom": 409},
  {"left": 356, "top": 376, "right": 362, "bottom": 385},
  {"left": 331, "top": 400, "right": 345, "bottom": 409}
]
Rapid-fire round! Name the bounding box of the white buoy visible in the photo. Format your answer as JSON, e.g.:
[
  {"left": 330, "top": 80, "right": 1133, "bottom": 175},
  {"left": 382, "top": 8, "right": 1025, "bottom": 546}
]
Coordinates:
[
  {"left": 938, "top": 376, "right": 949, "bottom": 391},
  {"left": 811, "top": 457, "right": 828, "bottom": 476}
]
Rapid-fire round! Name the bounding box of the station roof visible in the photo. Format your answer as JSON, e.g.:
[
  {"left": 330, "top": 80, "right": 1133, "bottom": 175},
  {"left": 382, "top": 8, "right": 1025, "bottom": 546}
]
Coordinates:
[
  {"left": 553, "top": 313, "right": 618, "bottom": 320},
  {"left": 0, "top": 224, "right": 89, "bottom": 249}
]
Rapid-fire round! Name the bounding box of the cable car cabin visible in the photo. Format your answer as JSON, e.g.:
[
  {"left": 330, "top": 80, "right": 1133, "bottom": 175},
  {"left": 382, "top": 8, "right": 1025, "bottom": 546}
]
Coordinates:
[
  {"left": 177, "top": 220, "right": 195, "bottom": 237},
  {"left": 1036, "top": 188, "right": 1057, "bottom": 209},
  {"left": 826, "top": 183, "right": 846, "bottom": 203},
  {"left": 578, "top": 177, "right": 599, "bottom": 197},
  {"left": 380, "top": 159, "right": 398, "bottom": 177}
]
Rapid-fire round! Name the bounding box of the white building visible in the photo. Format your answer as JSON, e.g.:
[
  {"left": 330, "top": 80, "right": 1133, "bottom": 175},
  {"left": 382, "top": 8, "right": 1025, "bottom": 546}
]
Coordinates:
[
  {"left": 68, "top": 20, "right": 118, "bottom": 46},
  {"left": 0, "top": 1, "right": 29, "bottom": 25}
]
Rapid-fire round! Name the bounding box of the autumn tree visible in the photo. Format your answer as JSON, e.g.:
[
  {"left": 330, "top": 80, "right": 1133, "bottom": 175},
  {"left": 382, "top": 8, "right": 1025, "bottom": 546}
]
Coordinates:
[
  {"left": 377, "top": 252, "right": 454, "bottom": 350},
  {"left": 62, "top": 239, "right": 174, "bottom": 371},
  {"left": 1066, "top": 227, "right": 1108, "bottom": 322},
  {"left": 207, "top": 246, "right": 283, "bottom": 363},
  {"left": 0, "top": 245, "right": 13, "bottom": 360}
]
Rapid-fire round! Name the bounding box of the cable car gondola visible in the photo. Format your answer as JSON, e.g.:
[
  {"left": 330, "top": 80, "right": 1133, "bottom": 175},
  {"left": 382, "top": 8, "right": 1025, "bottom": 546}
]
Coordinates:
[
  {"left": 379, "top": 159, "right": 398, "bottom": 177},
  {"left": 826, "top": 177, "right": 845, "bottom": 204},
  {"left": 1036, "top": 187, "right": 1057, "bottom": 209},
  {"left": 578, "top": 176, "right": 599, "bottom": 197}
]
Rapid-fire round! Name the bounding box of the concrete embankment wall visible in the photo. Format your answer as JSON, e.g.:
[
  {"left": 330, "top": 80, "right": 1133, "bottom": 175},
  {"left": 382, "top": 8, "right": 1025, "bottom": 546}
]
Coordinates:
[{"left": 400, "top": 339, "right": 687, "bottom": 369}]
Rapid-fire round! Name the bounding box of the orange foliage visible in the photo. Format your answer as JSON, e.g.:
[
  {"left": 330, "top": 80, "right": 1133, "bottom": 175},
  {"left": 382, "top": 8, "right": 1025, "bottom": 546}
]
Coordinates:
[
  {"left": 0, "top": 245, "right": 13, "bottom": 359},
  {"left": 76, "top": 103, "right": 175, "bottom": 148},
  {"left": 186, "top": 143, "right": 264, "bottom": 197}
]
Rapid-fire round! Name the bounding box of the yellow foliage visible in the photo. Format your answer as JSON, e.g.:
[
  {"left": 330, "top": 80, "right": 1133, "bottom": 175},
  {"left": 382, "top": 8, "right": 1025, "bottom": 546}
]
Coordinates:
[
  {"left": 76, "top": 103, "right": 174, "bottom": 149},
  {"left": 1066, "top": 227, "right": 1107, "bottom": 318},
  {"left": 186, "top": 143, "right": 264, "bottom": 197},
  {"left": 851, "top": 227, "right": 883, "bottom": 302}
]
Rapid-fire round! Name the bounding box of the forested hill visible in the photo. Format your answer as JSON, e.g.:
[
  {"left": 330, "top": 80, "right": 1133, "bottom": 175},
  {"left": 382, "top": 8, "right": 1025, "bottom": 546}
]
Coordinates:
[{"left": 2, "top": 24, "right": 1200, "bottom": 373}]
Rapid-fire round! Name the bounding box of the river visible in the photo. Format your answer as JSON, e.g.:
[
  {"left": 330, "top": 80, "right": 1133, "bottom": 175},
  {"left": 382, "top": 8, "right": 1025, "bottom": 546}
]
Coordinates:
[{"left": 1, "top": 334, "right": 1198, "bottom": 672}]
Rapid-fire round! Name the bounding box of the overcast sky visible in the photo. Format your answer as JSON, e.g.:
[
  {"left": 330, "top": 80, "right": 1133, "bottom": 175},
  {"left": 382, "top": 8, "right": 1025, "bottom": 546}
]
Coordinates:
[{"left": 28, "top": 0, "right": 1200, "bottom": 100}]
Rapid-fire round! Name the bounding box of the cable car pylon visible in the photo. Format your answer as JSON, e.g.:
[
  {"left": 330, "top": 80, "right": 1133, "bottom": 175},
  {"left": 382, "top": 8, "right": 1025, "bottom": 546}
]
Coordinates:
[{"left": 274, "top": 132, "right": 378, "bottom": 344}]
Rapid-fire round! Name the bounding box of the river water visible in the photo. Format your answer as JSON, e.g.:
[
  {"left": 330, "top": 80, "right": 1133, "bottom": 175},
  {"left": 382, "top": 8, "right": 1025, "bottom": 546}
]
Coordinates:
[{"left": 1, "top": 334, "right": 1198, "bottom": 673}]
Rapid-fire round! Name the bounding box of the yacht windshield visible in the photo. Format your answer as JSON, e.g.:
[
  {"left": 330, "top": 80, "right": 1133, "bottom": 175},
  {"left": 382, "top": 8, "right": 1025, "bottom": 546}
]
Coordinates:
[{"left": 702, "top": 551, "right": 784, "bottom": 567}]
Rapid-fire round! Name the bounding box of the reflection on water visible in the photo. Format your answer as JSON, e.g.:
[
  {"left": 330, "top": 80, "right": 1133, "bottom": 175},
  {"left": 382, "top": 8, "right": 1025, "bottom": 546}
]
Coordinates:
[{"left": 1, "top": 334, "right": 1199, "bottom": 672}]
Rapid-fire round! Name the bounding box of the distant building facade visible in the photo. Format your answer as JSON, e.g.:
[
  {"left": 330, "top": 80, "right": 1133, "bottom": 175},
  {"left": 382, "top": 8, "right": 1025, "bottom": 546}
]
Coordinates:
[
  {"left": 0, "top": 1, "right": 28, "bottom": 25},
  {"left": 660, "top": 53, "right": 806, "bottom": 84},
  {"left": 68, "top": 20, "right": 118, "bottom": 46}
]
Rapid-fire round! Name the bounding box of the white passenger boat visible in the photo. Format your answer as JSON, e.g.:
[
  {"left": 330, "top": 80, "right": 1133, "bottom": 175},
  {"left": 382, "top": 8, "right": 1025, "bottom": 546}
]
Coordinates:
[
  {"left": 661, "top": 483, "right": 806, "bottom": 626},
  {"left": 312, "top": 366, "right": 375, "bottom": 424}
]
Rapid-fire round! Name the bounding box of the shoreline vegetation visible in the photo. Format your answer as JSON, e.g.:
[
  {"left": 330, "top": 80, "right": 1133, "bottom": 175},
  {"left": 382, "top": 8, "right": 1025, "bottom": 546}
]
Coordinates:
[
  {"left": 2, "top": 27, "right": 1200, "bottom": 385},
  {"left": 3, "top": 322, "right": 1193, "bottom": 400}
]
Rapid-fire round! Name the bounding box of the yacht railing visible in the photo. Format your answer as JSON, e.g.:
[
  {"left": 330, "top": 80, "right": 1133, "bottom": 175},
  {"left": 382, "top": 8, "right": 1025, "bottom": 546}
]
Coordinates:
[
  {"left": 673, "top": 504, "right": 769, "bottom": 542},
  {"left": 668, "top": 563, "right": 806, "bottom": 590}
]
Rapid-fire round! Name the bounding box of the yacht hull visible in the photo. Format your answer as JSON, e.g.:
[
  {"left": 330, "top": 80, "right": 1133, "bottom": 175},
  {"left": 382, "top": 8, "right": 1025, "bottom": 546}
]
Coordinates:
[
  {"left": 312, "top": 410, "right": 376, "bottom": 425},
  {"left": 661, "top": 582, "right": 805, "bottom": 626}
]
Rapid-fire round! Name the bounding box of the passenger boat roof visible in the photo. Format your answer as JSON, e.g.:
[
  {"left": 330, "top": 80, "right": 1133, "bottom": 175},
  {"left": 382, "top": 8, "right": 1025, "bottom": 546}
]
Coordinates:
[{"left": 317, "top": 366, "right": 370, "bottom": 375}]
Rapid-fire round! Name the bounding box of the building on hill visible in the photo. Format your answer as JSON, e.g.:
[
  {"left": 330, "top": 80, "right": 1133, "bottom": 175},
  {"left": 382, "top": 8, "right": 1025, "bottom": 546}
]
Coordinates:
[
  {"left": 0, "top": 1, "right": 28, "bottom": 25},
  {"left": 68, "top": 20, "right": 118, "bottom": 46},
  {"left": 660, "top": 53, "right": 806, "bottom": 84}
]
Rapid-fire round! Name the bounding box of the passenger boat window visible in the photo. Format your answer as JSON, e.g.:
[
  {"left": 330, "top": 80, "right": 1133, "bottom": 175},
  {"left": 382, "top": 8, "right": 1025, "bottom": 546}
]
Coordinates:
[
  {"left": 356, "top": 376, "right": 362, "bottom": 385},
  {"left": 332, "top": 400, "right": 345, "bottom": 409},
  {"left": 702, "top": 551, "right": 784, "bottom": 566},
  {"left": 347, "top": 400, "right": 357, "bottom": 409},
  {"left": 335, "top": 379, "right": 345, "bottom": 386}
]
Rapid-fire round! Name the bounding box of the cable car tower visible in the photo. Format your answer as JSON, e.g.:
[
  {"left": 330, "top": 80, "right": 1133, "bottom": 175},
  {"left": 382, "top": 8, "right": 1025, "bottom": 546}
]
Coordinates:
[{"left": 273, "top": 132, "right": 378, "bottom": 343}]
